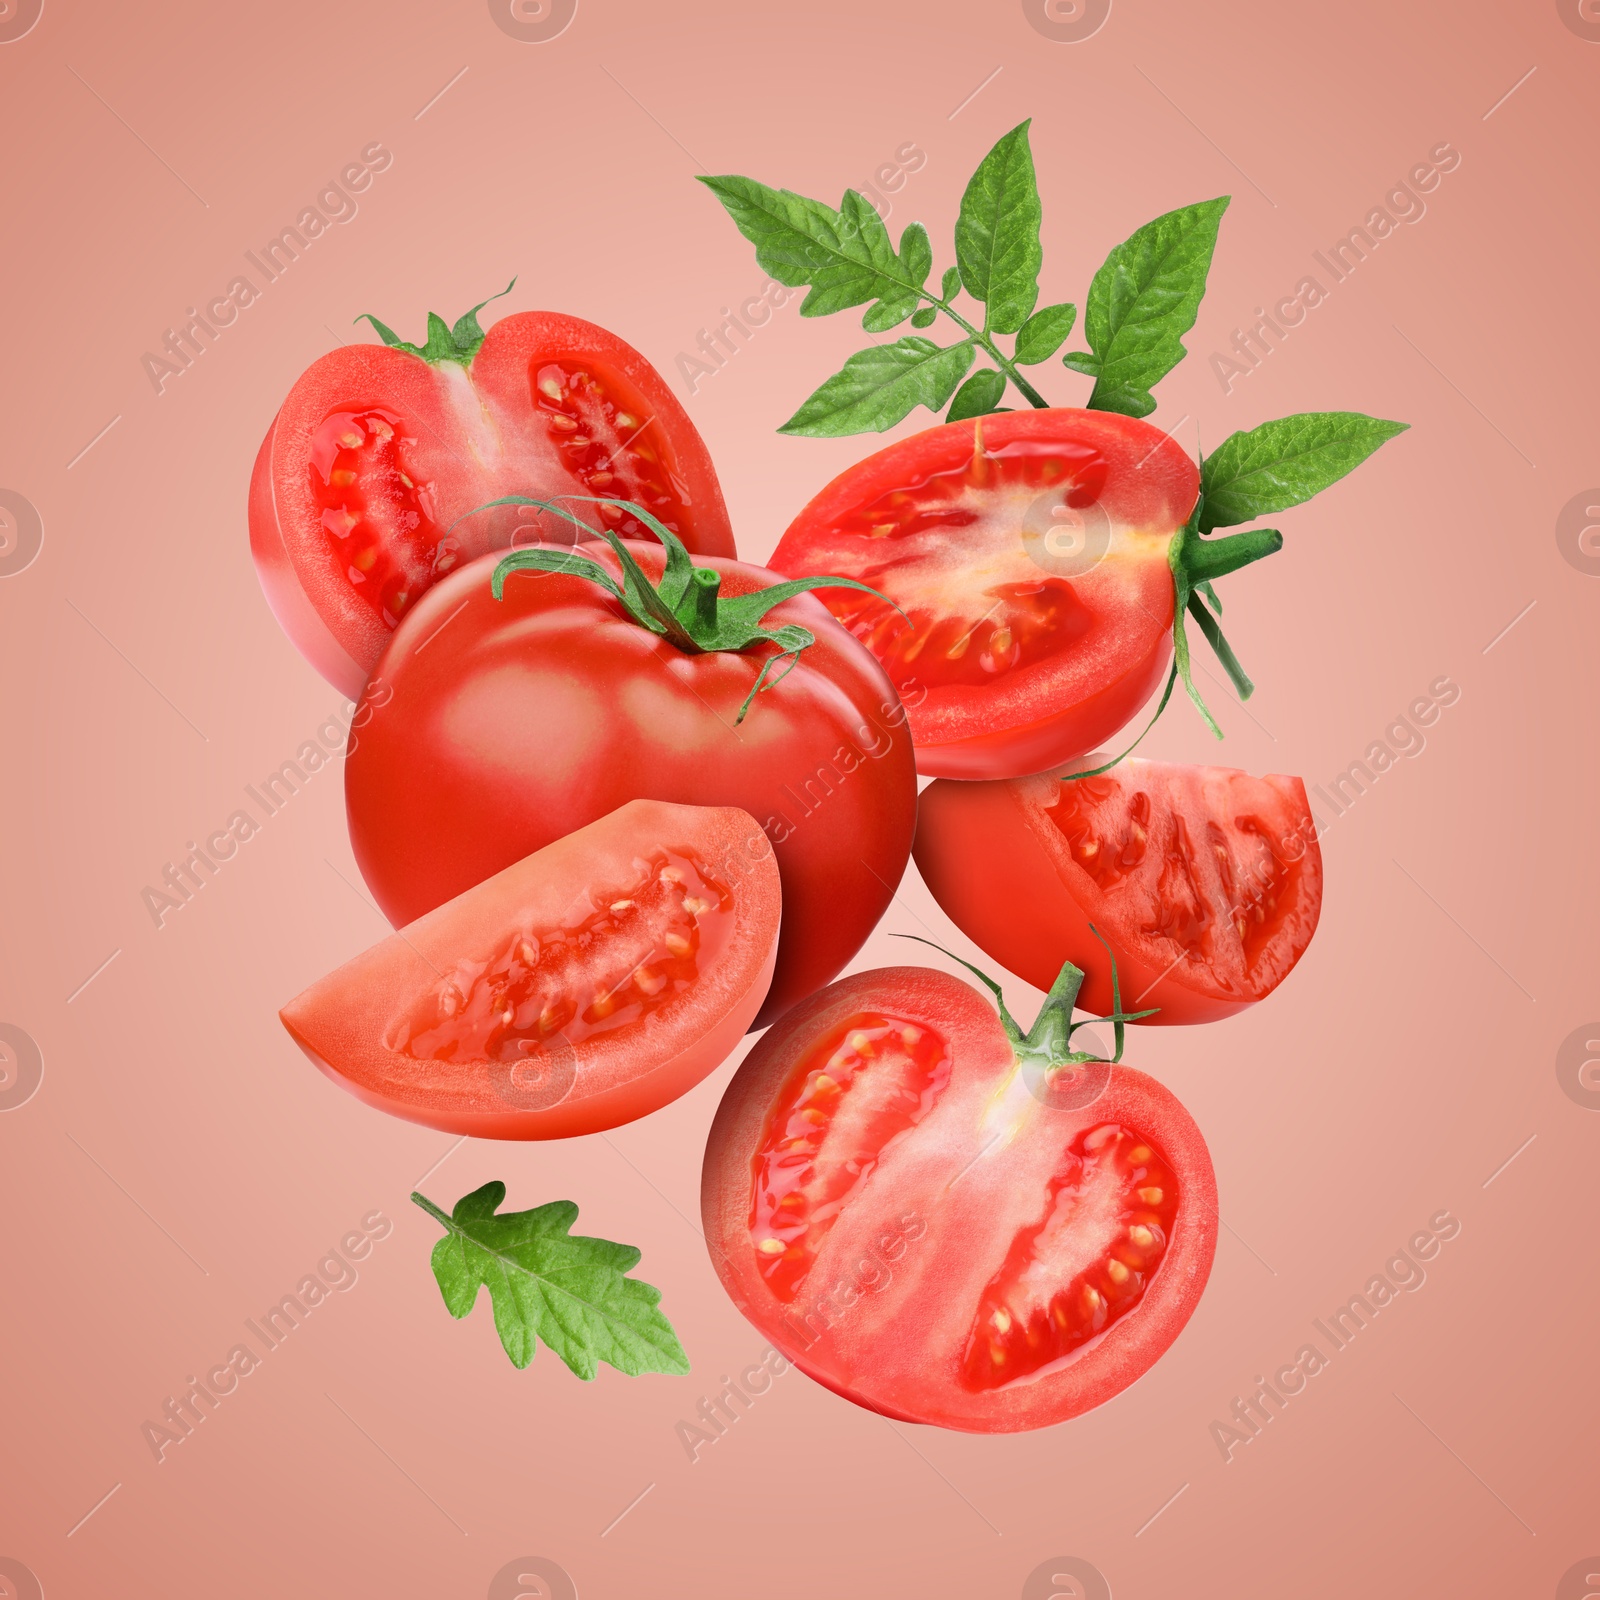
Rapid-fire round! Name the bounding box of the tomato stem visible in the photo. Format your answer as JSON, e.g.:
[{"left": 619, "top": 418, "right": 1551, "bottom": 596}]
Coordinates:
[{"left": 934, "top": 299, "right": 1051, "bottom": 409}]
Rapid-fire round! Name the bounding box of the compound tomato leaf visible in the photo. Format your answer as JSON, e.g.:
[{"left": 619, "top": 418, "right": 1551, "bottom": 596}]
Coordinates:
[
  {"left": 778, "top": 337, "right": 976, "bottom": 437},
  {"left": 1066, "top": 196, "right": 1229, "bottom": 418},
  {"left": 412, "top": 1182, "right": 690, "bottom": 1379},
  {"left": 954, "top": 120, "right": 1043, "bottom": 334},
  {"left": 1198, "top": 411, "right": 1410, "bottom": 530}
]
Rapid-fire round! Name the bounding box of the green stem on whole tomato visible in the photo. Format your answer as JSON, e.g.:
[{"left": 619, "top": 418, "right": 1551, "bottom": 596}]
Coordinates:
[{"left": 464, "top": 494, "right": 902, "bottom": 724}]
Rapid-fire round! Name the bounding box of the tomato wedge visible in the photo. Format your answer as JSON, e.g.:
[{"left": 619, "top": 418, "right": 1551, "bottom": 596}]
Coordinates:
[
  {"left": 701, "top": 957, "right": 1217, "bottom": 1431},
  {"left": 914, "top": 758, "right": 1323, "bottom": 1024},
  {"left": 770, "top": 409, "right": 1200, "bottom": 778},
  {"left": 250, "top": 297, "right": 735, "bottom": 697},
  {"left": 281, "top": 801, "right": 779, "bottom": 1139}
]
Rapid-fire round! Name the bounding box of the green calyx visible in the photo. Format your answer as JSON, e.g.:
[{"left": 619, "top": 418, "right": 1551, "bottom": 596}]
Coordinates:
[
  {"left": 355, "top": 277, "right": 517, "bottom": 365},
  {"left": 892, "top": 929, "right": 1157, "bottom": 1068},
  {"left": 477, "top": 494, "right": 900, "bottom": 723},
  {"left": 1166, "top": 494, "right": 1282, "bottom": 739}
]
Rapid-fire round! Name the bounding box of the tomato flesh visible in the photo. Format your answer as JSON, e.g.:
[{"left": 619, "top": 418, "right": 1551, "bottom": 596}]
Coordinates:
[
  {"left": 389, "top": 849, "right": 733, "bottom": 1064},
  {"left": 702, "top": 966, "right": 1217, "bottom": 1432},
  {"left": 772, "top": 409, "right": 1197, "bottom": 778},
  {"left": 963, "top": 1122, "right": 1177, "bottom": 1390},
  {"left": 281, "top": 800, "right": 779, "bottom": 1139},
  {"left": 751, "top": 1014, "right": 952, "bottom": 1302},
  {"left": 914, "top": 759, "right": 1323, "bottom": 1024},
  {"left": 251, "top": 310, "right": 736, "bottom": 699}
]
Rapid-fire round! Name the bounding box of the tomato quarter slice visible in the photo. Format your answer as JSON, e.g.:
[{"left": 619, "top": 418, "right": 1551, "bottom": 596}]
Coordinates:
[
  {"left": 703, "top": 964, "right": 1217, "bottom": 1432},
  {"left": 914, "top": 758, "right": 1323, "bottom": 1024},
  {"left": 281, "top": 801, "right": 779, "bottom": 1139}
]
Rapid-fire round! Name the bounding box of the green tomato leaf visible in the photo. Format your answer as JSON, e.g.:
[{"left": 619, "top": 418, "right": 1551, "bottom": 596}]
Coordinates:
[
  {"left": 954, "top": 120, "right": 1043, "bottom": 334},
  {"left": 412, "top": 1184, "right": 689, "bottom": 1380},
  {"left": 911, "top": 305, "right": 938, "bottom": 328},
  {"left": 947, "top": 367, "right": 1008, "bottom": 422},
  {"left": 1199, "top": 412, "right": 1410, "bottom": 530},
  {"left": 1014, "top": 302, "right": 1078, "bottom": 365},
  {"left": 940, "top": 265, "right": 962, "bottom": 301},
  {"left": 1066, "top": 197, "right": 1229, "bottom": 418},
  {"left": 778, "top": 337, "right": 976, "bottom": 437},
  {"left": 862, "top": 220, "right": 935, "bottom": 332},
  {"left": 699, "top": 176, "right": 929, "bottom": 326}
]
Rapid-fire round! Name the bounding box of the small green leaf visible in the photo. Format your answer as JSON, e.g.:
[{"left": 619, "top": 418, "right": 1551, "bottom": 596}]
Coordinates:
[
  {"left": 1014, "top": 303, "right": 1077, "bottom": 365},
  {"left": 1066, "top": 197, "right": 1229, "bottom": 417},
  {"left": 954, "top": 120, "right": 1043, "bottom": 334},
  {"left": 940, "top": 266, "right": 962, "bottom": 301},
  {"left": 947, "top": 367, "right": 1007, "bottom": 422},
  {"left": 778, "top": 337, "right": 975, "bottom": 437},
  {"left": 1199, "top": 412, "right": 1410, "bottom": 530},
  {"left": 412, "top": 1184, "right": 689, "bottom": 1380},
  {"left": 911, "top": 305, "right": 938, "bottom": 328}
]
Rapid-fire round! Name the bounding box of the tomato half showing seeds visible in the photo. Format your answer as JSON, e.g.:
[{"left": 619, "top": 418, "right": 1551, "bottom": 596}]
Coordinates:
[
  {"left": 250, "top": 292, "right": 735, "bottom": 698},
  {"left": 701, "top": 957, "right": 1217, "bottom": 1431},
  {"left": 915, "top": 758, "right": 1323, "bottom": 1025},
  {"left": 344, "top": 528, "right": 918, "bottom": 1030},
  {"left": 770, "top": 408, "right": 1201, "bottom": 779},
  {"left": 281, "top": 801, "right": 779, "bottom": 1139}
]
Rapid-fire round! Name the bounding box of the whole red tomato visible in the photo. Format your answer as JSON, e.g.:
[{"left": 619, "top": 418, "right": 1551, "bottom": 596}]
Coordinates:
[
  {"left": 771, "top": 408, "right": 1224, "bottom": 778},
  {"left": 344, "top": 514, "right": 918, "bottom": 1028},
  {"left": 250, "top": 289, "right": 735, "bottom": 697},
  {"left": 702, "top": 949, "right": 1217, "bottom": 1431}
]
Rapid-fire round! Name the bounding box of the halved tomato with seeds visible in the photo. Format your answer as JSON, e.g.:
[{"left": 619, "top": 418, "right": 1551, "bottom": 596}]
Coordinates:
[
  {"left": 701, "top": 958, "right": 1217, "bottom": 1432},
  {"left": 770, "top": 409, "right": 1199, "bottom": 778},
  {"left": 914, "top": 758, "right": 1323, "bottom": 1024},
  {"left": 281, "top": 800, "right": 779, "bottom": 1139},
  {"left": 250, "top": 293, "right": 735, "bottom": 697}
]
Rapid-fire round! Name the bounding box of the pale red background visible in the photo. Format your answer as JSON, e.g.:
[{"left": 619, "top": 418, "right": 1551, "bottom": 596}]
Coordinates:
[{"left": 2, "top": 2, "right": 1597, "bottom": 1596}]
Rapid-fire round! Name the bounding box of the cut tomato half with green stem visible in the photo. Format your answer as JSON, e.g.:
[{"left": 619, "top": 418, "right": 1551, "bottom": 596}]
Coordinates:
[
  {"left": 250, "top": 287, "right": 736, "bottom": 698},
  {"left": 770, "top": 407, "right": 1282, "bottom": 778},
  {"left": 701, "top": 946, "right": 1217, "bottom": 1431}
]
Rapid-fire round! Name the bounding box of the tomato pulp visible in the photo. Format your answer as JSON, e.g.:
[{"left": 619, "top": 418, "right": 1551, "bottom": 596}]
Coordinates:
[
  {"left": 282, "top": 801, "right": 779, "bottom": 1138},
  {"left": 915, "top": 758, "right": 1323, "bottom": 1023},
  {"left": 250, "top": 305, "right": 735, "bottom": 697},
  {"left": 343, "top": 540, "right": 918, "bottom": 1029},
  {"left": 770, "top": 408, "right": 1199, "bottom": 778},
  {"left": 702, "top": 963, "right": 1217, "bottom": 1431}
]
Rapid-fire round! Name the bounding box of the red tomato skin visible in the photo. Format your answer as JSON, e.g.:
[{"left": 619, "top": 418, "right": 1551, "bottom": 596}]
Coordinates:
[
  {"left": 344, "top": 544, "right": 918, "bottom": 1030},
  {"left": 914, "top": 763, "right": 1323, "bottom": 1024},
  {"left": 250, "top": 312, "right": 735, "bottom": 699},
  {"left": 771, "top": 408, "right": 1194, "bottom": 779},
  {"left": 281, "top": 801, "right": 779, "bottom": 1138},
  {"left": 702, "top": 967, "right": 1217, "bottom": 1432}
]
